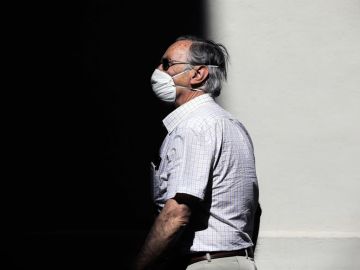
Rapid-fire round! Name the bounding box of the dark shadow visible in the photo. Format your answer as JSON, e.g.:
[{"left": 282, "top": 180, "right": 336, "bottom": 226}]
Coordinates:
[
  {"left": 7, "top": 1, "right": 207, "bottom": 269},
  {"left": 253, "top": 203, "right": 262, "bottom": 252}
]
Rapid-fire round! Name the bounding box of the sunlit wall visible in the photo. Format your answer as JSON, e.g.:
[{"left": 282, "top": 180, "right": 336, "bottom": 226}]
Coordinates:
[{"left": 206, "top": 1, "right": 360, "bottom": 269}]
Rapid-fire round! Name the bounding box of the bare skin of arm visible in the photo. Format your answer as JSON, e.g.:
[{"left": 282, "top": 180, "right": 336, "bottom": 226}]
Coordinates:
[{"left": 133, "top": 196, "right": 192, "bottom": 270}]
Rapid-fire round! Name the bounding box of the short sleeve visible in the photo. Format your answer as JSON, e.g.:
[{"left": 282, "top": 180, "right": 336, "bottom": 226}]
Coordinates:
[{"left": 165, "top": 122, "right": 216, "bottom": 201}]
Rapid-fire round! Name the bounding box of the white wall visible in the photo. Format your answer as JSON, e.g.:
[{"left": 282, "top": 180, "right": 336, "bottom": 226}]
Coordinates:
[{"left": 206, "top": 1, "right": 360, "bottom": 269}]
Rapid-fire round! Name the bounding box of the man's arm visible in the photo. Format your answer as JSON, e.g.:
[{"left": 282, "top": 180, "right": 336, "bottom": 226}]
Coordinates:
[{"left": 133, "top": 194, "right": 193, "bottom": 270}]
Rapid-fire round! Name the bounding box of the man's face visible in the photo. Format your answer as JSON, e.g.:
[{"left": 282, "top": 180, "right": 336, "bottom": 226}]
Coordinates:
[
  {"left": 160, "top": 40, "right": 192, "bottom": 75},
  {"left": 159, "top": 40, "right": 194, "bottom": 87}
]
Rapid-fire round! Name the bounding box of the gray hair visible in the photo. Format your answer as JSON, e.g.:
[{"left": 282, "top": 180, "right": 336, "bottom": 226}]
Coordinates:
[{"left": 176, "top": 35, "right": 229, "bottom": 97}]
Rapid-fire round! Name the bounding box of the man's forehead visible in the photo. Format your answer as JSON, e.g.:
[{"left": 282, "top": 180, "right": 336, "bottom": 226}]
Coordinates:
[{"left": 165, "top": 40, "right": 192, "bottom": 60}]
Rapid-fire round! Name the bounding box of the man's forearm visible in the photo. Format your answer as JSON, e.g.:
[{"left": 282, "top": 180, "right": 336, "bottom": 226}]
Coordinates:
[{"left": 133, "top": 199, "right": 191, "bottom": 270}]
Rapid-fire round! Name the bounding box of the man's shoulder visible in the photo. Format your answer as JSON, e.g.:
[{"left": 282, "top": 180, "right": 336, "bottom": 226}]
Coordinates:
[
  {"left": 174, "top": 99, "right": 244, "bottom": 134},
  {"left": 177, "top": 109, "right": 233, "bottom": 134}
]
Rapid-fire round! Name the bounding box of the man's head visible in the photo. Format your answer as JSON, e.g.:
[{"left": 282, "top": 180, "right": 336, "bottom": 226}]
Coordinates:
[
  {"left": 171, "top": 35, "right": 229, "bottom": 97},
  {"left": 151, "top": 35, "right": 229, "bottom": 106}
]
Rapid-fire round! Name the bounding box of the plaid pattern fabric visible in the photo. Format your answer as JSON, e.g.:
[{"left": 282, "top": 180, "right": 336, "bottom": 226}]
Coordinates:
[{"left": 152, "top": 94, "right": 259, "bottom": 252}]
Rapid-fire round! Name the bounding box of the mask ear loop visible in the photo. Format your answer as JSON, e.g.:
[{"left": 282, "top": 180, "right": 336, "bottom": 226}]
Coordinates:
[
  {"left": 171, "top": 65, "right": 196, "bottom": 91},
  {"left": 176, "top": 85, "right": 203, "bottom": 92},
  {"left": 173, "top": 64, "right": 219, "bottom": 92},
  {"left": 171, "top": 67, "right": 191, "bottom": 79}
]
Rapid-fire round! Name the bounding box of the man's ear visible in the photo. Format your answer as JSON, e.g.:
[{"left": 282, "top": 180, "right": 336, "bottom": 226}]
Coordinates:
[{"left": 190, "top": 66, "right": 209, "bottom": 85}]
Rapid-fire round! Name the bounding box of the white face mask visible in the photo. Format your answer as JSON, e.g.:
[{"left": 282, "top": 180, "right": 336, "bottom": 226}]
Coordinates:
[{"left": 150, "top": 69, "right": 190, "bottom": 104}]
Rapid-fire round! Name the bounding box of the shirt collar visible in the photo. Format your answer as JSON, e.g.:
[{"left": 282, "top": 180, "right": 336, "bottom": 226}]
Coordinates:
[{"left": 162, "top": 94, "right": 215, "bottom": 133}]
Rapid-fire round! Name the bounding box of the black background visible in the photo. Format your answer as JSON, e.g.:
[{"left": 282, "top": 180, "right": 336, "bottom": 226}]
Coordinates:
[{"left": 6, "top": 1, "right": 206, "bottom": 269}]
